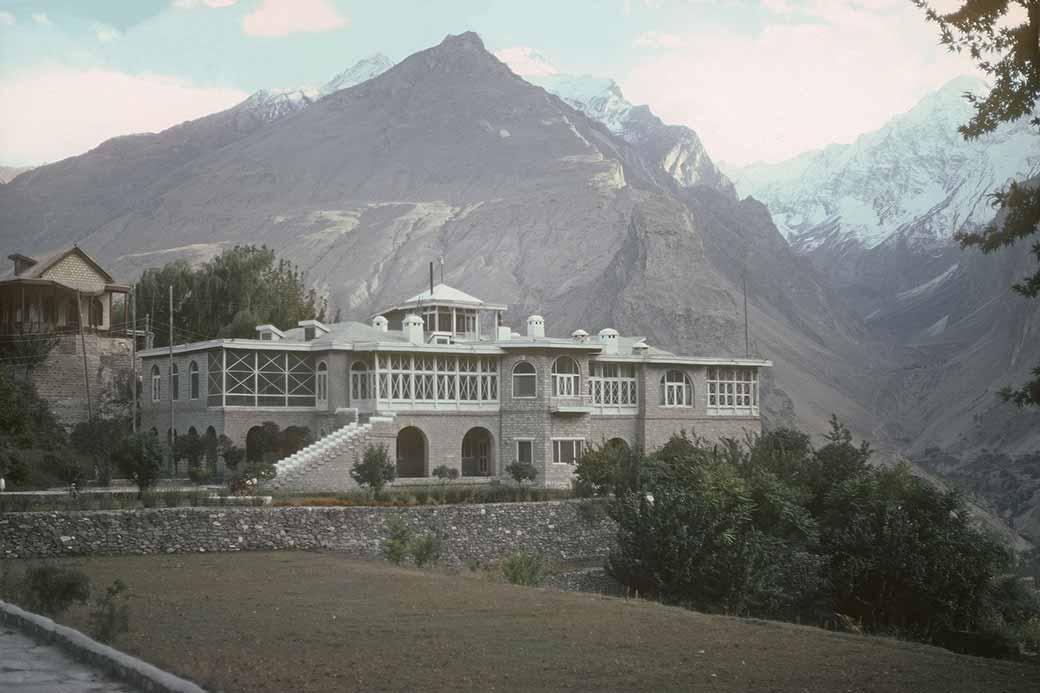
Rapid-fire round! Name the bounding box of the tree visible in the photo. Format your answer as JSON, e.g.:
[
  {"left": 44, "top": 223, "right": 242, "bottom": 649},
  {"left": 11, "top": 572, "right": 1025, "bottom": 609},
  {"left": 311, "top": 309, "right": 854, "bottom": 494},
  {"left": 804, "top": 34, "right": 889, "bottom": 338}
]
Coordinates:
[
  {"left": 505, "top": 461, "right": 538, "bottom": 487},
  {"left": 914, "top": 0, "right": 1040, "bottom": 406},
  {"left": 351, "top": 444, "right": 396, "bottom": 494},
  {"left": 70, "top": 418, "right": 129, "bottom": 487},
  {"left": 432, "top": 464, "right": 459, "bottom": 501},
  {"left": 113, "top": 432, "right": 164, "bottom": 496}
]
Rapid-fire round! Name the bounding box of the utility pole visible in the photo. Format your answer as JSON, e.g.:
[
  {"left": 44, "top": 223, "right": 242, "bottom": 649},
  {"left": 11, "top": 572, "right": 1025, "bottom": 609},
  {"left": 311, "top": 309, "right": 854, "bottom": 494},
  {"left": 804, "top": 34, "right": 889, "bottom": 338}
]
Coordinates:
[
  {"left": 168, "top": 285, "right": 175, "bottom": 477},
  {"left": 743, "top": 274, "right": 750, "bottom": 358},
  {"left": 130, "top": 284, "right": 137, "bottom": 433},
  {"left": 76, "top": 290, "right": 93, "bottom": 421}
]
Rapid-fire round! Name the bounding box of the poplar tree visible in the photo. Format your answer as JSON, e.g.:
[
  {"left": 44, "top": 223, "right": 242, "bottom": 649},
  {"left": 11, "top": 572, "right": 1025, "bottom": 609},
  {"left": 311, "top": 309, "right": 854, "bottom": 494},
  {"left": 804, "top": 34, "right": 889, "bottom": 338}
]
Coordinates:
[{"left": 914, "top": 0, "right": 1040, "bottom": 406}]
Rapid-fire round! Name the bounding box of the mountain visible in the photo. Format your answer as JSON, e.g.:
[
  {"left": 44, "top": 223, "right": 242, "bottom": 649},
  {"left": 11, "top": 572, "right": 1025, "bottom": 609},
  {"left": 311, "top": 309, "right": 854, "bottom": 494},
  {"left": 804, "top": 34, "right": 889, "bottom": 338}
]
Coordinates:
[
  {"left": 0, "top": 31, "right": 877, "bottom": 445},
  {"left": 531, "top": 74, "right": 735, "bottom": 195},
  {"left": 318, "top": 53, "right": 394, "bottom": 97},
  {"left": 0, "top": 165, "right": 33, "bottom": 184},
  {"left": 730, "top": 76, "right": 1040, "bottom": 253},
  {"left": 729, "top": 75, "right": 1040, "bottom": 460}
]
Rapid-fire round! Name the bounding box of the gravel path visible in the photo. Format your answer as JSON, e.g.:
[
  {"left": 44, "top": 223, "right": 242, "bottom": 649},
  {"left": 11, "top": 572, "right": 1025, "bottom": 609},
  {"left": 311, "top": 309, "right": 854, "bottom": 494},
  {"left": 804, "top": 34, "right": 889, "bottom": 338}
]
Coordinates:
[{"left": 0, "top": 626, "right": 136, "bottom": 692}]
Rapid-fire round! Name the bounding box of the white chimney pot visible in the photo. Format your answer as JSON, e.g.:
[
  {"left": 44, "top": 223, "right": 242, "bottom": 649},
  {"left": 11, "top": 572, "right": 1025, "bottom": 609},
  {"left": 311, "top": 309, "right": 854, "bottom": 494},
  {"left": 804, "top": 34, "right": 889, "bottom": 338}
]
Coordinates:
[{"left": 526, "top": 315, "right": 545, "bottom": 339}]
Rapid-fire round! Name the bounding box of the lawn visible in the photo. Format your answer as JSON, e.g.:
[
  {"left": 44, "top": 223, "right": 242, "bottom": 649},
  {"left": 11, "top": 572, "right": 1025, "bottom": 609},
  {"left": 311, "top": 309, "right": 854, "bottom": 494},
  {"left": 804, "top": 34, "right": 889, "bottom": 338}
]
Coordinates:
[{"left": 29, "top": 552, "right": 1040, "bottom": 692}]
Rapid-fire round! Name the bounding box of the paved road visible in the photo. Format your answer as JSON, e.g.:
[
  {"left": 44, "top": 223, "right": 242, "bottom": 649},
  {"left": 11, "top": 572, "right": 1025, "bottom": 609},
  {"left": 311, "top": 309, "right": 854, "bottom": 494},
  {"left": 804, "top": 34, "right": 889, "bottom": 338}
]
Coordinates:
[{"left": 0, "top": 626, "right": 136, "bottom": 692}]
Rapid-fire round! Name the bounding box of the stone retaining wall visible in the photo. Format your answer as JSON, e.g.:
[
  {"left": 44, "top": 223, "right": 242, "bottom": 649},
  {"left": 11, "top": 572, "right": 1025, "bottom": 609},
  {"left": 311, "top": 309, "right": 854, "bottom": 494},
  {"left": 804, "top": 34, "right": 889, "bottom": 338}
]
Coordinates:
[{"left": 0, "top": 501, "right": 616, "bottom": 565}]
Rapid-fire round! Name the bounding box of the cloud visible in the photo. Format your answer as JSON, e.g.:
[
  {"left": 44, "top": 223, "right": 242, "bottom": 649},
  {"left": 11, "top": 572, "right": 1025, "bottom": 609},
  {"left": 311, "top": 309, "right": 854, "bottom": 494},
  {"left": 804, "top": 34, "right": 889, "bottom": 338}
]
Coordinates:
[
  {"left": 0, "top": 67, "right": 248, "bottom": 165},
  {"left": 93, "top": 23, "right": 121, "bottom": 42},
  {"left": 242, "top": 0, "right": 347, "bottom": 37},
  {"left": 621, "top": 0, "right": 980, "bottom": 165},
  {"left": 31, "top": 12, "right": 49, "bottom": 25},
  {"left": 494, "top": 46, "right": 558, "bottom": 77},
  {"left": 0, "top": 11, "right": 14, "bottom": 27},
  {"left": 632, "top": 31, "right": 684, "bottom": 49},
  {"left": 172, "top": 0, "right": 239, "bottom": 8}
]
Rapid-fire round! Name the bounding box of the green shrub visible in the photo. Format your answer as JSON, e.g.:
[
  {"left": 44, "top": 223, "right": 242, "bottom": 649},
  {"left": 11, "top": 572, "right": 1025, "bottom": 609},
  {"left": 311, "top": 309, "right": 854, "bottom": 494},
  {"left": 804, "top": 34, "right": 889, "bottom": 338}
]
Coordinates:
[
  {"left": 162, "top": 489, "right": 184, "bottom": 508},
  {"left": 500, "top": 551, "right": 546, "bottom": 587},
  {"left": 113, "top": 432, "right": 163, "bottom": 496},
  {"left": 23, "top": 564, "right": 91, "bottom": 617},
  {"left": 351, "top": 444, "right": 396, "bottom": 494},
  {"left": 410, "top": 533, "right": 443, "bottom": 568},
  {"left": 505, "top": 461, "right": 538, "bottom": 487},
  {"left": 383, "top": 518, "right": 412, "bottom": 565},
  {"left": 88, "top": 579, "right": 130, "bottom": 644}
]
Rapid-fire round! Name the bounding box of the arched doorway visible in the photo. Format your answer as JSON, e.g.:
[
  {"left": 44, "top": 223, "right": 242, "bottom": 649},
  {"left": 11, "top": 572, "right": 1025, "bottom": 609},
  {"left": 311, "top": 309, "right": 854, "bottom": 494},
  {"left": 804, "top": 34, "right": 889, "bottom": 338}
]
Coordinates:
[
  {"left": 606, "top": 437, "right": 629, "bottom": 452},
  {"left": 396, "top": 427, "right": 427, "bottom": 478},
  {"left": 461, "top": 427, "right": 494, "bottom": 477}
]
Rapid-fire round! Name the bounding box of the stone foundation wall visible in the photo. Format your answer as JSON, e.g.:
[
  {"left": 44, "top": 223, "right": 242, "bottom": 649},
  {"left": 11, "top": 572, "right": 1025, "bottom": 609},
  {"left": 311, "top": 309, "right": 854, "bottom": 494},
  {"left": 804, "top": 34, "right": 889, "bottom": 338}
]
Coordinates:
[{"left": 0, "top": 501, "right": 616, "bottom": 565}]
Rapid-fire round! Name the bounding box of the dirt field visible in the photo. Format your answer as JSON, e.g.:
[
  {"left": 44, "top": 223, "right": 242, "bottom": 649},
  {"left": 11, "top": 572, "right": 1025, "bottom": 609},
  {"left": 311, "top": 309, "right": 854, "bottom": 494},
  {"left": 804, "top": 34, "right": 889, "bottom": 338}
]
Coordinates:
[{"left": 29, "top": 552, "right": 1040, "bottom": 692}]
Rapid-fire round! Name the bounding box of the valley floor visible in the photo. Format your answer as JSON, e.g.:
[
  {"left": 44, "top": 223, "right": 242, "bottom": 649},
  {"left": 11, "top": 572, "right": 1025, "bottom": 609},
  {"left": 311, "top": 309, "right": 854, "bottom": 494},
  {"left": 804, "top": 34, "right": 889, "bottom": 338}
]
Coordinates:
[{"left": 26, "top": 552, "right": 1040, "bottom": 692}]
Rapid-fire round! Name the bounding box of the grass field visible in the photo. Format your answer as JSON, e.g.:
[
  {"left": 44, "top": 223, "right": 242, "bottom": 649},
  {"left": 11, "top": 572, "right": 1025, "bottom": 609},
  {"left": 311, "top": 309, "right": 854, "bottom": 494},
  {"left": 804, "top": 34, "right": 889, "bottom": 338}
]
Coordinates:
[{"left": 29, "top": 552, "right": 1040, "bottom": 692}]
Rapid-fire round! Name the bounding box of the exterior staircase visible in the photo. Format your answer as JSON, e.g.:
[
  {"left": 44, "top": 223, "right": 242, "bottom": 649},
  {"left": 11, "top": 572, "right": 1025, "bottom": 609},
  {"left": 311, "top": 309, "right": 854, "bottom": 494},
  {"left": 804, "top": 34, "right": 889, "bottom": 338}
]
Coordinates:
[{"left": 266, "top": 414, "right": 396, "bottom": 491}]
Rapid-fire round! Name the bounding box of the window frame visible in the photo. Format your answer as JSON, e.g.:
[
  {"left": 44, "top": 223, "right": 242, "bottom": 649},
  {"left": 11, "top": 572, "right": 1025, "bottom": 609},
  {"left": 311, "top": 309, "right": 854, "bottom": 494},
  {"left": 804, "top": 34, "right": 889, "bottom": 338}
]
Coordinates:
[
  {"left": 316, "top": 361, "right": 329, "bottom": 404},
  {"left": 551, "top": 356, "right": 580, "bottom": 398},
  {"left": 515, "top": 438, "right": 534, "bottom": 465},
  {"left": 511, "top": 361, "right": 537, "bottom": 399},
  {"left": 151, "top": 364, "right": 161, "bottom": 402},
  {"left": 170, "top": 363, "right": 180, "bottom": 401},
  {"left": 660, "top": 369, "right": 693, "bottom": 408},
  {"left": 189, "top": 361, "right": 200, "bottom": 400},
  {"left": 552, "top": 438, "right": 585, "bottom": 465}
]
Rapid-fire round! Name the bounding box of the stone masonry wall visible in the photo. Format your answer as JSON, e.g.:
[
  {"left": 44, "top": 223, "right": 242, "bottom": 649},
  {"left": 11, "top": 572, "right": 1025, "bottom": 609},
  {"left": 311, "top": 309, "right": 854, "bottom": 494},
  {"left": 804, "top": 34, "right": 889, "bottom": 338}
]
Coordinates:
[{"left": 0, "top": 501, "right": 616, "bottom": 565}]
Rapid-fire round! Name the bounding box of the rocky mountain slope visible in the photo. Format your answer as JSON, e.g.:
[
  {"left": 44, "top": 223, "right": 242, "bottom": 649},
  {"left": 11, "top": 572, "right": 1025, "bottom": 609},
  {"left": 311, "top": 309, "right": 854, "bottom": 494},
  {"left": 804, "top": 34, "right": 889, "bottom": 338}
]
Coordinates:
[
  {"left": 0, "top": 32, "right": 879, "bottom": 442},
  {"left": 0, "top": 165, "right": 33, "bottom": 184}
]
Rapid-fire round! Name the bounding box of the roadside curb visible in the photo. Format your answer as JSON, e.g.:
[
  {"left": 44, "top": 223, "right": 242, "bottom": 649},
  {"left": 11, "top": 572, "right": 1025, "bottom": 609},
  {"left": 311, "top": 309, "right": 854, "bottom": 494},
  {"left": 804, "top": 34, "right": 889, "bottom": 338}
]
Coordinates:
[{"left": 0, "top": 599, "right": 206, "bottom": 693}]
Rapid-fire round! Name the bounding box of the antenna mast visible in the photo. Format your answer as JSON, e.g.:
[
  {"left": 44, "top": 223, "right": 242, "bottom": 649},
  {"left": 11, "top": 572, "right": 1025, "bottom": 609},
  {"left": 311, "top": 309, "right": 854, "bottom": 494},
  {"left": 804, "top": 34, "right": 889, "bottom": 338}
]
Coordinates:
[{"left": 743, "top": 274, "right": 750, "bottom": 358}]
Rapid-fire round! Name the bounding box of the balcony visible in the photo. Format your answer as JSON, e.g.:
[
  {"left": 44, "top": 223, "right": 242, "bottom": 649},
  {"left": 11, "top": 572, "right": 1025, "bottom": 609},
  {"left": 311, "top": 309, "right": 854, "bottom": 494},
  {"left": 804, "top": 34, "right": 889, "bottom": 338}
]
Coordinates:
[{"left": 550, "top": 394, "right": 594, "bottom": 415}]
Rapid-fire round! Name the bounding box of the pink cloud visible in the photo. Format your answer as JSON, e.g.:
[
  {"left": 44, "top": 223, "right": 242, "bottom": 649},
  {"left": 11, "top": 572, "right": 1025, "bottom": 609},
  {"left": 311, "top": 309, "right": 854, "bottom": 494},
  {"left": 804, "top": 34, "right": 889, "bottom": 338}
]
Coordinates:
[{"left": 242, "top": 0, "right": 348, "bottom": 38}]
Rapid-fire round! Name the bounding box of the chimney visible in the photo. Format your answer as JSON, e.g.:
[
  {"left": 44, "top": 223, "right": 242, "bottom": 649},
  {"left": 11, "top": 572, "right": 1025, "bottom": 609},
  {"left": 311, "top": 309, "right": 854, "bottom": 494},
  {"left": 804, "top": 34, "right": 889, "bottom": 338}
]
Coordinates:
[
  {"left": 571, "top": 329, "right": 589, "bottom": 343},
  {"left": 497, "top": 325, "right": 511, "bottom": 341},
  {"left": 526, "top": 315, "right": 545, "bottom": 339},
  {"left": 8, "top": 253, "right": 37, "bottom": 276},
  {"left": 403, "top": 313, "right": 425, "bottom": 345},
  {"left": 372, "top": 315, "right": 389, "bottom": 332},
  {"left": 632, "top": 340, "right": 649, "bottom": 356},
  {"left": 598, "top": 328, "right": 619, "bottom": 355}
]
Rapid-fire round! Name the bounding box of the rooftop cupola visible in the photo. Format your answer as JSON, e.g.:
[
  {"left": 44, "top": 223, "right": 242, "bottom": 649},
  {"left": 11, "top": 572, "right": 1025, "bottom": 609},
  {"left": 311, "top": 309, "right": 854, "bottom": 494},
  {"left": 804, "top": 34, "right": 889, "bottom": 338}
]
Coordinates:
[
  {"left": 403, "top": 313, "right": 425, "bottom": 345},
  {"left": 298, "top": 319, "right": 330, "bottom": 341},
  {"left": 598, "top": 328, "right": 619, "bottom": 355},
  {"left": 372, "top": 315, "right": 389, "bottom": 332},
  {"left": 255, "top": 324, "right": 286, "bottom": 342},
  {"left": 632, "top": 340, "right": 649, "bottom": 356},
  {"left": 526, "top": 315, "right": 545, "bottom": 338},
  {"left": 571, "top": 329, "right": 589, "bottom": 343}
]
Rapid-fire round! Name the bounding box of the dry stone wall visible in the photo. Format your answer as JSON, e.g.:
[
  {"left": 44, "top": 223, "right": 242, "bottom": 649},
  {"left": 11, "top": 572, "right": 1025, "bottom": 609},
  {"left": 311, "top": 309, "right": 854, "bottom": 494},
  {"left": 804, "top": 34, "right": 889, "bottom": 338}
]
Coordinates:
[{"left": 0, "top": 501, "right": 615, "bottom": 565}]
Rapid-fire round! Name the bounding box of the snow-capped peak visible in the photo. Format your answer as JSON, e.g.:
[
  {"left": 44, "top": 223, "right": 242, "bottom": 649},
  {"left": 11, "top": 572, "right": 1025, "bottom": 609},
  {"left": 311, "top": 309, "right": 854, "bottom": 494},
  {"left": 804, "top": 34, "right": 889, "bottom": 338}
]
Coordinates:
[
  {"left": 237, "top": 88, "right": 314, "bottom": 122},
  {"left": 318, "top": 53, "right": 394, "bottom": 97},
  {"left": 529, "top": 74, "right": 633, "bottom": 135}
]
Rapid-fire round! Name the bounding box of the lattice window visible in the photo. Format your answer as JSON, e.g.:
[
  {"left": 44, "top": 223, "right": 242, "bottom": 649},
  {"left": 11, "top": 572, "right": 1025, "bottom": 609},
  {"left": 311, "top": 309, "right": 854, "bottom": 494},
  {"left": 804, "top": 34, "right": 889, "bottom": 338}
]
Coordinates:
[
  {"left": 552, "top": 357, "right": 580, "bottom": 397},
  {"left": 661, "top": 370, "right": 693, "bottom": 407},
  {"left": 207, "top": 349, "right": 222, "bottom": 406},
  {"left": 707, "top": 367, "right": 758, "bottom": 414},
  {"left": 287, "top": 353, "right": 315, "bottom": 406},
  {"left": 589, "top": 362, "right": 637, "bottom": 407}
]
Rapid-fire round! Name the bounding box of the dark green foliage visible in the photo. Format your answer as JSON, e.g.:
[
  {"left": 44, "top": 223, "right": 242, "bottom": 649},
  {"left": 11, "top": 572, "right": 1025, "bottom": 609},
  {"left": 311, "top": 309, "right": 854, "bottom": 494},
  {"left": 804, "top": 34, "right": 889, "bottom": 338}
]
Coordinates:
[
  {"left": 0, "top": 328, "right": 60, "bottom": 377},
  {"left": 604, "top": 421, "right": 1035, "bottom": 654},
  {"left": 23, "top": 564, "right": 91, "bottom": 617},
  {"left": 134, "top": 245, "right": 326, "bottom": 348},
  {"left": 89, "top": 579, "right": 130, "bottom": 644},
  {"left": 500, "top": 551, "right": 546, "bottom": 586},
  {"left": 174, "top": 428, "right": 206, "bottom": 470},
  {"left": 383, "top": 518, "right": 412, "bottom": 565},
  {"left": 914, "top": 0, "right": 1040, "bottom": 406},
  {"left": 410, "top": 533, "right": 443, "bottom": 568},
  {"left": 351, "top": 444, "right": 396, "bottom": 493},
  {"left": 505, "top": 461, "right": 538, "bottom": 486},
  {"left": 573, "top": 441, "right": 646, "bottom": 497},
  {"left": 71, "top": 418, "right": 130, "bottom": 487},
  {"left": 218, "top": 435, "right": 244, "bottom": 471},
  {"left": 188, "top": 466, "right": 212, "bottom": 485},
  {"left": 432, "top": 465, "right": 459, "bottom": 482},
  {"left": 113, "top": 432, "right": 164, "bottom": 495},
  {"left": 0, "top": 370, "right": 69, "bottom": 489},
  {"left": 45, "top": 452, "right": 91, "bottom": 491}
]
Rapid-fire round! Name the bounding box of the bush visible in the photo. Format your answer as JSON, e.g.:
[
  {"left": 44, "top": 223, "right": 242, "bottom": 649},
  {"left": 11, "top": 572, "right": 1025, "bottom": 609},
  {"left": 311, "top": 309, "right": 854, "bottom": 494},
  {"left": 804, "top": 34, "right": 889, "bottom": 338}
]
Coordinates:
[
  {"left": 505, "top": 461, "right": 538, "bottom": 487},
  {"left": 140, "top": 491, "right": 160, "bottom": 508},
  {"left": 162, "top": 489, "right": 184, "bottom": 508},
  {"left": 89, "top": 579, "right": 130, "bottom": 644},
  {"left": 410, "top": 533, "right": 443, "bottom": 568},
  {"left": 113, "top": 432, "right": 164, "bottom": 496},
  {"left": 432, "top": 465, "right": 459, "bottom": 482},
  {"left": 351, "top": 444, "right": 396, "bottom": 494},
  {"left": 500, "top": 551, "right": 546, "bottom": 586},
  {"left": 22, "top": 564, "right": 91, "bottom": 617},
  {"left": 383, "top": 518, "right": 412, "bottom": 565},
  {"left": 188, "top": 466, "right": 212, "bottom": 486}
]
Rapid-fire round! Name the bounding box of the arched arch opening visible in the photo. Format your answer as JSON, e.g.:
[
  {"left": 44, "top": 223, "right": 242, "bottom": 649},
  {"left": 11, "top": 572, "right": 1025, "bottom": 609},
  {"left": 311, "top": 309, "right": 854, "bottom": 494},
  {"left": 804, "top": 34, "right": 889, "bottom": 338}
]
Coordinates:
[
  {"left": 551, "top": 356, "right": 580, "bottom": 397},
  {"left": 606, "top": 437, "right": 630, "bottom": 452},
  {"left": 461, "top": 427, "right": 494, "bottom": 477},
  {"left": 316, "top": 361, "right": 328, "bottom": 403},
  {"left": 245, "top": 425, "right": 271, "bottom": 462},
  {"left": 512, "top": 361, "right": 536, "bottom": 398},
  {"left": 204, "top": 426, "right": 218, "bottom": 470},
  {"left": 350, "top": 361, "right": 370, "bottom": 401},
  {"left": 395, "top": 426, "right": 427, "bottom": 478},
  {"left": 661, "top": 370, "right": 693, "bottom": 407},
  {"left": 150, "top": 365, "right": 161, "bottom": 401}
]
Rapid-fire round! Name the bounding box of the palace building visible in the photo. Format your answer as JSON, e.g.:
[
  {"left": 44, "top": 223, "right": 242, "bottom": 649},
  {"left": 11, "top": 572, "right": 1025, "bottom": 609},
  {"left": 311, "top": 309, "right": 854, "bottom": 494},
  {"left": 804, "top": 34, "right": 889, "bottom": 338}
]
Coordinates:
[{"left": 138, "top": 284, "right": 771, "bottom": 489}]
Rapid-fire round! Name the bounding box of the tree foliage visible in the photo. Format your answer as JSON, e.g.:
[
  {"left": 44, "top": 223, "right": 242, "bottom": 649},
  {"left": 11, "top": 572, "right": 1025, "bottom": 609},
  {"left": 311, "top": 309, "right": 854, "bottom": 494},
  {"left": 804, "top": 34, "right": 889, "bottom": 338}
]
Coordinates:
[
  {"left": 351, "top": 444, "right": 396, "bottom": 493},
  {"left": 914, "top": 0, "right": 1040, "bottom": 405},
  {"left": 113, "top": 432, "right": 164, "bottom": 495},
  {"left": 134, "top": 245, "right": 326, "bottom": 348},
  {"left": 587, "top": 420, "right": 1036, "bottom": 655}
]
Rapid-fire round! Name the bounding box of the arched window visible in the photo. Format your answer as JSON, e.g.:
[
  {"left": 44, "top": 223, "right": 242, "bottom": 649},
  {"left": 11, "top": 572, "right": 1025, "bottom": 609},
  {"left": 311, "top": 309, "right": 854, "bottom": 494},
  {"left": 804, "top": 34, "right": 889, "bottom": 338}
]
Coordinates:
[
  {"left": 170, "top": 363, "right": 180, "bottom": 401},
  {"left": 189, "top": 361, "right": 200, "bottom": 399},
  {"left": 316, "top": 361, "right": 328, "bottom": 403},
  {"left": 512, "top": 361, "right": 536, "bottom": 398},
  {"left": 151, "top": 365, "right": 161, "bottom": 402},
  {"left": 350, "top": 361, "right": 369, "bottom": 400},
  {"left": 89, "top": 297, "right": 104, "bottom": 327},
  {"left": 661, "top": 370, "right": 693, "bottom": 407},
  {"left": 551, "top": 357, "right": 580, "bottom": 397}
]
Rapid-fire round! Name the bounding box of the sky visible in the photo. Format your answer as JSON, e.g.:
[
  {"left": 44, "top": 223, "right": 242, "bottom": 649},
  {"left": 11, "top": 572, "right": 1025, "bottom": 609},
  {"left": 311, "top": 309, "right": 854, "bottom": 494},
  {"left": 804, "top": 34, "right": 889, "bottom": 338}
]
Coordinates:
[{"left": 0, "top": 0, "right": 980, "bottom": 168}]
